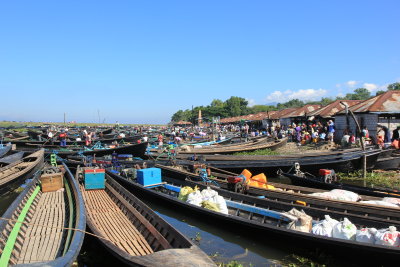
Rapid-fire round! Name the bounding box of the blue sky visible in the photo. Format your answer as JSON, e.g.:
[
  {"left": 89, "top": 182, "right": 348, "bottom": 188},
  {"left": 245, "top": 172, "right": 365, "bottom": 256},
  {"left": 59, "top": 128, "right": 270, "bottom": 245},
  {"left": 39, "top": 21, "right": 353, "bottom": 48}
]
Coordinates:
[{"left": 0, "top": 1, "right": 399, "bottom": 124}]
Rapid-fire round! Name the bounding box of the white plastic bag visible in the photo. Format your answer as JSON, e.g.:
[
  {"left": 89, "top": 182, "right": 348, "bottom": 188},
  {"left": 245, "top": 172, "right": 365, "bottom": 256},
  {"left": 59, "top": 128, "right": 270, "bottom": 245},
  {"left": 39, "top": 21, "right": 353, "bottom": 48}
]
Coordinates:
[
  {"left": 382, "top": 197, "right": 400, "bottom": 206},
  {"left": 214, "top": 195, "right": 229, "bottom": 215},
  {"left": 356, "top": 228, "right": 377, "bottom": 244},
  {"left": 360, "top": 200, "right": 399, "bottom": 208},
  {"left": 311, "top": 215, "right": 339, "bottom": 237},
  {"left": 186, "top": 190, "right": 203, "bottom": 206},
  {"left": 201, "top": 187, "right": 218, "bottom": 202},
  {"left": 375, "top": 226, "right": 400, "bottom": 247},
  {"left": 329, "top": 189, "right": 360, "bottom": 202},
  {"left": 332, "top": 218, "right": 357, "bottom": 240}
]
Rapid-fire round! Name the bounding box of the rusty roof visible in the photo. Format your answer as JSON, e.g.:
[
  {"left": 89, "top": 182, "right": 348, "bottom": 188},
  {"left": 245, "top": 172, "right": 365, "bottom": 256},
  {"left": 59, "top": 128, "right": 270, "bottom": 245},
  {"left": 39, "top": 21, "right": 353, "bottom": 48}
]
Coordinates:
[
  {"left": 338, "top": 91, "right": 400, "bottom": 114},
  {"left": 280, "top": 105, "right": 321, "bottom": 118},
  {"left": 173, "top": 120, "right": 192, "bottom": 125},
  {"left": 307, "top": 100, "right": 362, "bottom": 118}
]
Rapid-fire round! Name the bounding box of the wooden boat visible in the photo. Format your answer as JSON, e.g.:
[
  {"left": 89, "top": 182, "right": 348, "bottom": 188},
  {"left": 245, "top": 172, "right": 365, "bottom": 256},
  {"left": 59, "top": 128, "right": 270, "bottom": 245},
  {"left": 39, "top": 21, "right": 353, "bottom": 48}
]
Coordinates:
[
  {"left": 163, "top": 148, "right": 382, "bottom": 176},
  {"left": 76, "top": 167, "right": 215, "bottom": 266},
  {"left": 155, "top": 164, "right": 400, "bottom": 222},
  {"left": 0, "top": 163, "right": 86, "bottom": 266},
  {"left": 0, "top": 143, "right": 12, "bottom": 158},
  {"left": 281, "top": 171, "right": 400, "bottom": 198},
  {"left": 174, "top": 137, "right": 287, "bottom": 155},
  {"left": 3, "top": 135, "right": 141, "bottom": 147},
  {"left": 0, "top": 150, "right": 44, "bottom": 193},
  {"left": 107, "top": 170, "right": 400, "bottom": 265},
  {"left": 18, "top": 142, "right": 148, "bottom": 159},
  {"left": 0, "top": 151, "right": 25, "bottom": 167}
]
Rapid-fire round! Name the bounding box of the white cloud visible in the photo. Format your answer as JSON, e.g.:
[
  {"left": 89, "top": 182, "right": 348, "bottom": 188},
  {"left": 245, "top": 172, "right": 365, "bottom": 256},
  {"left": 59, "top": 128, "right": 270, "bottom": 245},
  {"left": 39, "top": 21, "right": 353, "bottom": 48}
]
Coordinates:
[
  {"left": 363, "top": 83, "right": 378, "bottom": 92},
  {"left": 346, "top": 80, "right": 358, "bottom": 88},
  {"left": 246, "top": 98, "right": 256, "bottom": 107},
  {"left": 265, "top": 88, "right": 328, "bottom": 103}
]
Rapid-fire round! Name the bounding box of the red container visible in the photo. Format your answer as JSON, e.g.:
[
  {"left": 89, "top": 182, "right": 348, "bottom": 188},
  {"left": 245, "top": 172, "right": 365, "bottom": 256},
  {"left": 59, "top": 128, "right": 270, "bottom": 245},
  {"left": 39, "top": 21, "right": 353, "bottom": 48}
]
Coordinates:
[{"left": 319, "top": 169, "right": 331, "bottom": 176}]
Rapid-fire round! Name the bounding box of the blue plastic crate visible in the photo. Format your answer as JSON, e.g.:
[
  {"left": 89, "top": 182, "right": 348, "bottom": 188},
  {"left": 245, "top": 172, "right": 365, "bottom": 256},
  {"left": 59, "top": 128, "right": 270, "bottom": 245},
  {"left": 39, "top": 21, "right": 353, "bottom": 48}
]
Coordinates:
[
  {"left": 84, "top": 169, "right": 105, "bottom": 190},
  {"left": 137, "top": 168, "right": 161, "bottom": 186}
]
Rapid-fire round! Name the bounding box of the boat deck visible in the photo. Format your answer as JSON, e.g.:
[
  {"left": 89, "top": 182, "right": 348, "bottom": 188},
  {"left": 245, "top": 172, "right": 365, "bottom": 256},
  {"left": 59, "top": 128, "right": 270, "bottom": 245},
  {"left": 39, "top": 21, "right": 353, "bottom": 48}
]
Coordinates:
[
  {"left": 82, "top": 186, "right": 154, "bottom": 256},
  {"left": 17, "top": 190, "right": 65, "bottom": 264}
]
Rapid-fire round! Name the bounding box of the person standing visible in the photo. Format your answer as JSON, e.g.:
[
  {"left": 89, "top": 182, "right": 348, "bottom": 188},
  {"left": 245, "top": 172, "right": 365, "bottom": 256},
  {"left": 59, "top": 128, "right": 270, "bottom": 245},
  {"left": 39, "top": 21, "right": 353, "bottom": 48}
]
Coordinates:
[
  {"left": 59, "top": 131, "right": 67, "bottom": 147},
  {"left": 157, "top": 133, "right": 164, "bottom": 147},
  {"left": 328, "top": 120, "right": 335, "bottom": 142}
]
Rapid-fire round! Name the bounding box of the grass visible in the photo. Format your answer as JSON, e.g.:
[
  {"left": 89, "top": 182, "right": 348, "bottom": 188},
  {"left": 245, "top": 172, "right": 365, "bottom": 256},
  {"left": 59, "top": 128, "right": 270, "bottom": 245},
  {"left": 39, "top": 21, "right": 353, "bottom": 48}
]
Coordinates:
[
  {"left": 337, "top": 170, "right": 400, "bottom": 190},
  {"left": 233, "top": 148, "right": 279, "bottom": 156}
]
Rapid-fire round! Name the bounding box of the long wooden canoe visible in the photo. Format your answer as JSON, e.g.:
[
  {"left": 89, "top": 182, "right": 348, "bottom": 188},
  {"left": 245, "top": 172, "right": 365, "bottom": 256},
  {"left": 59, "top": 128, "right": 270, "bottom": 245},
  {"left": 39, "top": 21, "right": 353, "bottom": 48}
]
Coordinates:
[
  {"left": 0, "top": 163, "right": 86, "bottom": 266},
  {"left": 0, "top": 143, "right": 12, "bottom": 158},
  {"left": 0, "top": 150, "right": 44, "bottom": 193},
  {"left": 107, "top": 170, "right": 400, "bottom": 265},
  {"left": 173, "top": 137, "right": 288, "bottom": 155},
  {"left": 76, "top": 167, "right": 215, "bottom": 266},
  {"left": 156, "top": 164, "right": 400, "bottom": 222}
]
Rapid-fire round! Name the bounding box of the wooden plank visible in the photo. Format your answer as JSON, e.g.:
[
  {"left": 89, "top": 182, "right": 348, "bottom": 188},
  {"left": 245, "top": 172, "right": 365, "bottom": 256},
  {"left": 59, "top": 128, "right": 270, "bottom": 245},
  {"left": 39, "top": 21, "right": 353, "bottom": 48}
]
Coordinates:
[{"left": 83, "top": 185, "right": 154, "bottom": 256}]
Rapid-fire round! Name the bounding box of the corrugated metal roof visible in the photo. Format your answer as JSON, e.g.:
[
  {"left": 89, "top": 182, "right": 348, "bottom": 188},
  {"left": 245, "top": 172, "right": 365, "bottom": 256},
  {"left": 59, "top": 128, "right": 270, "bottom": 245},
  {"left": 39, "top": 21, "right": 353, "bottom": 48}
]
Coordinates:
[
  {"left": 307, "top": 100, "right": 362, "bottom": 118},
  {"left": 269, "top": 108, "right": 297, "bottom": 120},
  {"left": 338, "top": 91, "right": 400, "bottom": 114},
  {"left": 280, "top": 105, "right": 321, "bottom": 118},
  {"left": 173, "top": 120, "right": 192, "bottom": 125}
]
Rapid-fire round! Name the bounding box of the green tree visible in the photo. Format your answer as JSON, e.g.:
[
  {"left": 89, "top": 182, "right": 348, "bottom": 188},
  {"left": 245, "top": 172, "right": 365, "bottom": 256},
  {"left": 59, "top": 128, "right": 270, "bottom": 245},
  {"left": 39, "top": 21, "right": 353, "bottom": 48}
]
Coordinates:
[
  {"left": 352, "top": 88, "right": 371, "bottom": 100},
  {"left": 248, "top": 105, "right": 277, "bottom": 113},
  {"left": 376, "top": 90, "right": 386, "bottom": 96},
  {"left": 276, "top": 99, "right": 304, "bottom": 109},
  {"left": 224, "top": 96, "right": 249, "bottom": 117},
  {"left": 387, "top": 82, "right": 400, "bottom": 91}
]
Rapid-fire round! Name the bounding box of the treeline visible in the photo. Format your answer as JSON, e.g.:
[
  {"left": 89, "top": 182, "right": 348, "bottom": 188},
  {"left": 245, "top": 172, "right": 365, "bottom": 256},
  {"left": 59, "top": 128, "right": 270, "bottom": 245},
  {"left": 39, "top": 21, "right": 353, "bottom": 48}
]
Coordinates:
[{"left": 171, "top": 82, "right": 400, "bottom": 122}]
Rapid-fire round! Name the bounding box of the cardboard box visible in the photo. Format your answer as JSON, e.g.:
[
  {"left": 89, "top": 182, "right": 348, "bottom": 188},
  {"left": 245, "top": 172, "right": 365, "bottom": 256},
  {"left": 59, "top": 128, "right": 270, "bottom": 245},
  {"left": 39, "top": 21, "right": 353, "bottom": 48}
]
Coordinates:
[
  {"left": 137, "top": 168, "right": 161, "bottom": 186},
  {"left": 84, "top": 168, "right": 105, "bottom": 190},
  {"left": 41, "top": 172, "right": 64, "bottom": 193}
]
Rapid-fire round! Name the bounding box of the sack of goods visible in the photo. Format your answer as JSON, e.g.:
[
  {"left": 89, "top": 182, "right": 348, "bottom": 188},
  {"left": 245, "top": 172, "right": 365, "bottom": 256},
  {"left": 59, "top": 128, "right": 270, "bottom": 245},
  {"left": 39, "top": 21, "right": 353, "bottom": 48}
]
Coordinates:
[
  {"left": 360, "top": 200, "right": 399, "bottom": 208},
  {"left": 382, "top": 197, "right": 400, "bottom": 207},
  {"left": 374, "top": 226, "right": 400, "bottom": 247},
  {"left": 311, "top": 215, "right": 339, "bottom": 237},
  {"left": 183, "top": 186, "right": 229, "bottom": 214},
  {"left": 178, "top": 186, "right": 195, "bottom": 201},
  {"left": 309, "top": 189, "right": 360, "bottom": 202},
  {"left": 356, "top": 228, "right": 377, "bottom": 244},
  {"left": 283, "top": 208, "right": 313, "bottom": 233},
  {"left": 332, "top": 218, "right": 357, "bottom": 240}
]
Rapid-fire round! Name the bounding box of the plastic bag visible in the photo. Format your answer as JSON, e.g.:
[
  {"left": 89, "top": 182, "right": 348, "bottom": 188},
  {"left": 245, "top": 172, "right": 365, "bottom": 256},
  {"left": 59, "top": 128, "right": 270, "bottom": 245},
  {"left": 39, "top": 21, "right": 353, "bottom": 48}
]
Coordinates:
[
  {"left": 382, "top": 197, "right": 400, "bottom": 206},
  {"left": 311, "top": 215, "right": 339, "bottom": 237},
  {"left": 332, "top": 218, "right": 357, "bottom": 240},
  {"left": 309, "top": 189, "right": 360, "bottom": 202},
  {"left": 186, "top": 190, "right": 203, "bottom": 206},
  {"left": 375, "top": 226, "right": 400, "bottom": 247},
  {"left": 284, "top": 208, "right": 312, "bottom": 233},
  {"left": 356, "top": 228, "right": 377, "bottom": 244},
  {"left": 201, "top": 200, "right": 220, "bottom": 212},
  {"left": 360, "top": 200, "right": 399, "bottom": 208},
  {"left": 178, "top": 186, "right": 194, "bottom": 202},
  {"left": 214, "top": 195, "right": 229, "bottom": 215},
  {"left": 201, "top": 187, "right": 218, "bottom": 202},
  {"left": 329, "top": 189, "right": 360, "bottom": 202}
]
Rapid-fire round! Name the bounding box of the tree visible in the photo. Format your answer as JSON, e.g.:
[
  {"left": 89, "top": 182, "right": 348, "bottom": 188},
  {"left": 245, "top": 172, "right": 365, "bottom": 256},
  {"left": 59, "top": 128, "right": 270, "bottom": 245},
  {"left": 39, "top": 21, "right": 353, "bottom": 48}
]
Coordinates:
[
  {"left": 248, "top": 105, "right": 277, "bottom": 113},
  {"left": 376, "top": 90, "right": 386, "bottom": 96},
  {"left": 276, "top": 99, "right": 304, "bottom": 109},
  {"left": 352, "top": 88, "right": 371, "bottom": 100},
  {"left": 224, "top": 96, "right": 248, "bottom": 117},
  {"left": 387, "top": 82, "right": 400, "bottom": 91}
]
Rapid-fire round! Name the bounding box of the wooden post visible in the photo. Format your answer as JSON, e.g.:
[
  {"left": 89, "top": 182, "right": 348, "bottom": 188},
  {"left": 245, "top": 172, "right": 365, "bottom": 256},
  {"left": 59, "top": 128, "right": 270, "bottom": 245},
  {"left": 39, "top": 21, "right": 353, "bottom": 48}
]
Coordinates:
[{"left": 340, "top": 102, "right": 366, "bottom": 182}]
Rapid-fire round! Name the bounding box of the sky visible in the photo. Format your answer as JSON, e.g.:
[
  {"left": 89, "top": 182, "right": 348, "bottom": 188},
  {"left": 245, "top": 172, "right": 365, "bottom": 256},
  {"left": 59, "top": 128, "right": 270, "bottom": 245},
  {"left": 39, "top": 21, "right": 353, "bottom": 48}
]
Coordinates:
[{"left": 0, "top": 1, "right": 399, "bottom": 124}]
